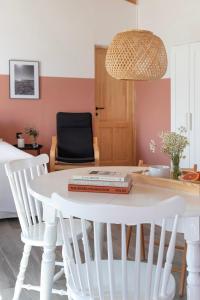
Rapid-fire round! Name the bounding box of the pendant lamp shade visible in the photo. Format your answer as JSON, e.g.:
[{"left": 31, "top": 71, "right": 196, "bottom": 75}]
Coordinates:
[{"left": 105, "top": 30, "right": 168, "bottom": 80}]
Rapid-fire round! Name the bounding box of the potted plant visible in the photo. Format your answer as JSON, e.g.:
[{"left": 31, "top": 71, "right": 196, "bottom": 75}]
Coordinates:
[{"left": 25, "top": 127, "right": 39, "bottom": 148}]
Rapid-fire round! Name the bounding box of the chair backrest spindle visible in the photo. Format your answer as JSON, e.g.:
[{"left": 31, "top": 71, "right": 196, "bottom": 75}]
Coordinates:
[
  {"left": 121, "top": 223, "right": 127, "bottom": 300},
  {"left": 134, "top": 224, "right": 141, "bottom": 300},
  {"left": 94, "top": 222, "right": 104, "bottom": 299},
  {"left": 160, "top": 215, "right": 179, "bottom": 297},
  {"left": 153, "top": 218, "right": 167, "bottom": 298},
  {"left": 81, "top": 218, "right": 93, "bottom": 297},
  {"left": 145, "top": 222, "right": 155, "bottom": 300},
  {"left": 107, "top": 223, "right": 115, "bottom": 300},
  {"left": 69, "top": 216, "right": 84, "bottom": 293}
]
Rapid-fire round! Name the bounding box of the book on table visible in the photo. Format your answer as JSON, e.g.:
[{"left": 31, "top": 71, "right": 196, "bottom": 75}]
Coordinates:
[
  {"left": 68, "top": 172, "right": 133, "bottom": 194},
  {"left": 68, "top": 184, "right": 132, "bottom": 194},
  {"left": 72, "top": 170, "right": 128, "bottom": 182}
]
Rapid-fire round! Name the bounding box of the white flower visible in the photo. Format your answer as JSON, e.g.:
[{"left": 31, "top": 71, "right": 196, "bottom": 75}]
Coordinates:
[
  {"left": 149, "top": 127, "right": 189, "bottom": 160},
  {"left": 149, "top": 139, "right": 156, "bottom": 153}
]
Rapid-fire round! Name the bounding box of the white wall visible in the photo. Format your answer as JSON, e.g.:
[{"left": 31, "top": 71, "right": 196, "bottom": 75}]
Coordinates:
[
  {"left": 138, "top": 0, "right": 200, "bottom": 77},
  {"left": 0, "top": 0, "right": 136, "bottom": 78},
  {"left": 94, "top": 0, "right": 137, "bottom": 45}
]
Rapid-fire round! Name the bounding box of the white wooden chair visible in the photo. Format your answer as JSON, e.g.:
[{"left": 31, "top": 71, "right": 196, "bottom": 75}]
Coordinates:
[
  {"left": 126, "top": 159, "right": 193, "bottom": 297},
  {"left": 51, "top": 193, "right": 185, "bottom": 300},
  {"left": 5, "top": 154, "right": 90, "bottom": 300}
]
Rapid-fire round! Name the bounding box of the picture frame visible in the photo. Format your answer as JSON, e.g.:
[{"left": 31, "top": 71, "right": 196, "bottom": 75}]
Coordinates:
[{"left": 9, "top": 60, "right": 39, "bottom": 99}]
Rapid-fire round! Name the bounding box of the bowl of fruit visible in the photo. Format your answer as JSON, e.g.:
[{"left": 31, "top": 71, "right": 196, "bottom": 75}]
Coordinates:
[{"left": 179, "top": 169, "right": 200, "bottom": 183}]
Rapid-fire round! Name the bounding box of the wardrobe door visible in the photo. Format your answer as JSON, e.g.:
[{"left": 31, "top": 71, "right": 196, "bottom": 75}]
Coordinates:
[
  {"left": 171, "top": 44, "right": 190, "bottom": 167},
  {"left": 190, "top": 43, "right": 200, "bottom": 169}
]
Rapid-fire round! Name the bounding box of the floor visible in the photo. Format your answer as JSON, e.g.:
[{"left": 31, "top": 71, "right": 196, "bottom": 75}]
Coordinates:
[{"left": 0, "top": 219, "right": 186, "bottom": 300}]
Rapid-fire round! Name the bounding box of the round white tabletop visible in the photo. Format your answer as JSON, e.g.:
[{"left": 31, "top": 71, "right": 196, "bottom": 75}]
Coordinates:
[
  {"left": 28, "top": 166, "right": 200, "bottom": 217},
  {"left": 28, "top": 166, "right": 200, "bottom": 300}
]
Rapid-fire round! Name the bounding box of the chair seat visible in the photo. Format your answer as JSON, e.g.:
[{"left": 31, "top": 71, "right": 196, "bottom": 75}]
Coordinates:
[
  {"left": 68, "top": 260, "right": 176, "bottom": 300},
  {"left": 55, "top": 159, "right": 95, "bottom": 166},
  {"left": 56, "top": 156, "right": 95, "bottom": 164},
  {"left": 21, "top": 219, "right": 91, "bottom": 247}
]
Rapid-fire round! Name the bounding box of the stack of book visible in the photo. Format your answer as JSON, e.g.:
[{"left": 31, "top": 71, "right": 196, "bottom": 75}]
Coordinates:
[{"left": 68, "top": 170, "right": 133, "bottom": 194}]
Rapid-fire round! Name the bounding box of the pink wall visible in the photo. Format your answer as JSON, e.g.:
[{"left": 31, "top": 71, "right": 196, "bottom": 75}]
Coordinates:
[
  {"left": 135, "top": 78, "right": 171, "bottom": 165},
  {"left": 0, "top": 75, "right": 95, "bottom": 154},
  {"left": 0, "top": 74, "right": 171, "bottom": 165}
]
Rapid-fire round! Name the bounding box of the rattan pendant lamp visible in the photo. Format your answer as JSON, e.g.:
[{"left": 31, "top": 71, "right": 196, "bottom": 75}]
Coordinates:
[{"left": 105, "top": 29, "right": 168, "bottom": 80}]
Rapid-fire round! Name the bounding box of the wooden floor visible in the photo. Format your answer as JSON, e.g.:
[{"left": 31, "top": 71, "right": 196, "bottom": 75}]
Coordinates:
[{"left": 0, "top": 219, "right": 186, "bottom": 300}]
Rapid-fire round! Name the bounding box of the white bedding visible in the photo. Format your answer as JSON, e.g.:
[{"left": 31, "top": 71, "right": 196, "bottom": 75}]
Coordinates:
[{"left": 0, "top": 141, "right": 31, "bottom": 218}]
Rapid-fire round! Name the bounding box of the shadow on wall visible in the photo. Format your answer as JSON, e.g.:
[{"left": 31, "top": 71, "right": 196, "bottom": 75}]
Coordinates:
[{"left": 135, "top": 78, "right": 171, "bottom": 166}]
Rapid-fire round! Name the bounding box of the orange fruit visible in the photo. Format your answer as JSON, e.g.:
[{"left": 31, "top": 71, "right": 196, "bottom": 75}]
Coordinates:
[{"left": 182, "top": 171, "right": 200, "bottom": 181}]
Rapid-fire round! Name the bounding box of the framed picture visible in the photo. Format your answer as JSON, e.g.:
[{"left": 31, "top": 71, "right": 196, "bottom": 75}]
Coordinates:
[{"left": 9, "top": 60, "right": 39, "bottom": 99}]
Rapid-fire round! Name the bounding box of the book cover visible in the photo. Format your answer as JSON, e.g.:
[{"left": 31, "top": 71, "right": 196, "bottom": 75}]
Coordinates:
[
  {"left": 72, "top": 170, "right": 128, "bottom": 182},
  {"left": 68, "top": 183, "right": 132, "bottom": 194},
  {"left": 68, "top": 175, "right": 132, "bottom": 187}
]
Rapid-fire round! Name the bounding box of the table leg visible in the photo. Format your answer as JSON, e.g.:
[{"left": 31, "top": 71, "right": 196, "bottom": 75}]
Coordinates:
[
  {"left": 40, "top": 216, "right": 57, "bottom": 300},
  {"left": 186, "top": 240, "right": 200, "bottom": 300}
]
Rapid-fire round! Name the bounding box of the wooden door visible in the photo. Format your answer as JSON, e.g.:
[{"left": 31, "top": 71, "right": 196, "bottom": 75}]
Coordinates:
[{"left": 95, "top": 46, "right": 135, "bottom": 166}]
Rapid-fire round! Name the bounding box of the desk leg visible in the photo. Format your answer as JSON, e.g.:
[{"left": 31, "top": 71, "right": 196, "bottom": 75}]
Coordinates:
[
  {"left": 186, "top": 240, "right": 200, "bottom": 300},
  {"left": 40, "top": 218, "right": 57, "bottom": 300}
]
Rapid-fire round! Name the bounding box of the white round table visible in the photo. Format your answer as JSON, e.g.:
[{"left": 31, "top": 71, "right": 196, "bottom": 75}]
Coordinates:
[{"left": 28, "top": 166, "right": 200, "bottom": 300}]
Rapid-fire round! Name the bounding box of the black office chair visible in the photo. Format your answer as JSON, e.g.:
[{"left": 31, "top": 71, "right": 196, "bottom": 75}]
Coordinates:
[{"left": 50, "top": 112, "right": 99, "bottom": 171}]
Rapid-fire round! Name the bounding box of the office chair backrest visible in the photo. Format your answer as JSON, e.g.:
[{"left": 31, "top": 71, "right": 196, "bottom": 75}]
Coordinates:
[{"left": 56, "top": 112, "right": 94, "bottom": 163}]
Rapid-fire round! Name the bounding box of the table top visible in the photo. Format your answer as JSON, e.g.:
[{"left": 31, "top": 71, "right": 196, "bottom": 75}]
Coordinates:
[
  {"left": 14, "top": 144, "right": 43, "bottom": 150},
  {"left": 28, "top": 166, "right": 200, "bottom": 218}
]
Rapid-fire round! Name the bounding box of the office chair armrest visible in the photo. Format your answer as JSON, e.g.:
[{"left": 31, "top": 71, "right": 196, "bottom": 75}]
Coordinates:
[
  {"left": 50, "top": 136, "right": 57, "bottom": 172},
  {"left": 93, "top": 137, "right": 100, "bottom": 166}
]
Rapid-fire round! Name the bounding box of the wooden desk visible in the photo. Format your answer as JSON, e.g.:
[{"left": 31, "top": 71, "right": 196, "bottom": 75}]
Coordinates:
[{"left": 13, "top": 143, "right": 43, "bottom": 155}]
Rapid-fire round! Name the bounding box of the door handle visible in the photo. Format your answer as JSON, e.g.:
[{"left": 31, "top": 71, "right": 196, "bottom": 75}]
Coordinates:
[
  {"left": 96, "top": 106, "right": 105, "bottom": 110},
  {"left": 186, "top": 112, "right": 192, "bottom": 131},
  {"left": 189, "top": 112, "right": 192, "bottom": 131}
]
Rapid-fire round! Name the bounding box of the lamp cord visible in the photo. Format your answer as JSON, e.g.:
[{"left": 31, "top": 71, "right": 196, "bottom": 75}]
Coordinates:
[{"left": 136, "top": 2, "right": 139, "bottom": 30}]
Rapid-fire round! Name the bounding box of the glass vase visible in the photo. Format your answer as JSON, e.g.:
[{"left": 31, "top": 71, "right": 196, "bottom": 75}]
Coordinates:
[
  {"left": 171, "top": 155, "right": 181, "bottom": 180},
  {"left": 31, "top": 136, "right": 38, "bottom": 148}
]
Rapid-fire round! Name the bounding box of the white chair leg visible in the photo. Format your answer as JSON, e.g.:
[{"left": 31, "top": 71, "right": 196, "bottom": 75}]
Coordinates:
[{"left": 13, "top": 244, "right": 32, "bottom": 300}]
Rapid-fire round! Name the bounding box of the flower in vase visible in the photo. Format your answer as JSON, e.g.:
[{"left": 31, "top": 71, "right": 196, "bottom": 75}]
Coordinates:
[{"left": 149, "top": 127, "right": 189, "bottom": 179}]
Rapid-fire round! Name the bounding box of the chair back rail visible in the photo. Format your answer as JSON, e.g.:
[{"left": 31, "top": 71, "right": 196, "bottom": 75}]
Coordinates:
[
  {"left": 52, "top": 193, "right": 185, "bottom": 299},
  {"left": 5, "top": 154, "right": 49, "bottom": 235}
]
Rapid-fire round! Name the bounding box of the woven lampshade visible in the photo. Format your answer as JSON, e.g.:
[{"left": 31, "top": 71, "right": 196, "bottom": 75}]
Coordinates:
[{"left": 105, "top": 30, "right": 167, "bottom": 80}]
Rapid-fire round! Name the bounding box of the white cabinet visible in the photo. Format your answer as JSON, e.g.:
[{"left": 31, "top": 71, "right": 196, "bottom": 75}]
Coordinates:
[{"left": 171, "top": 42, "right": 200, "bottom": 168}]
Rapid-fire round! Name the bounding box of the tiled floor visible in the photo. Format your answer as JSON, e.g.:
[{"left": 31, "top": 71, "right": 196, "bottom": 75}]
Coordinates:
[{"left": 0, "top": 219, "right": 186, "bottom": 300}]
